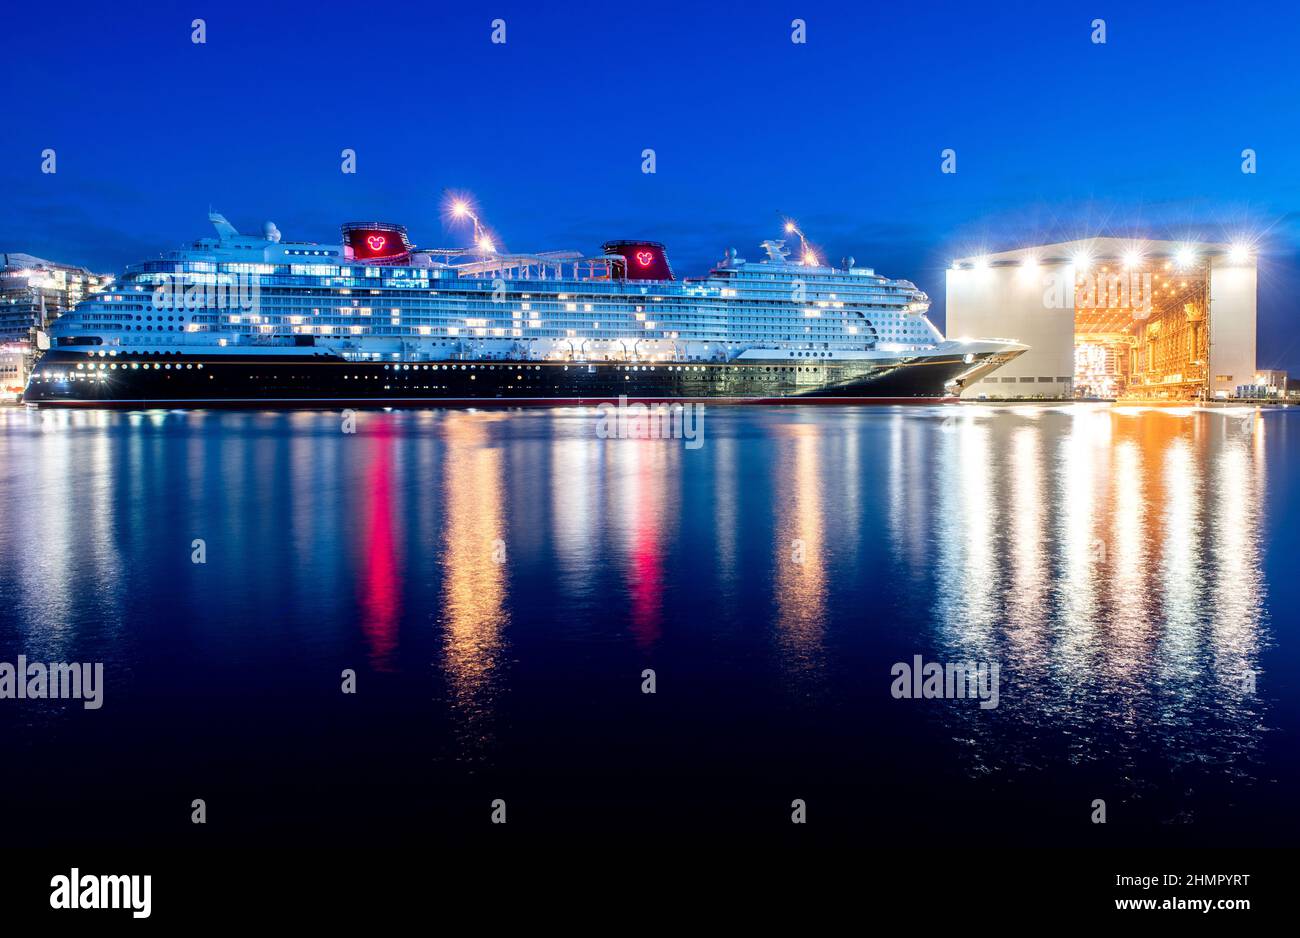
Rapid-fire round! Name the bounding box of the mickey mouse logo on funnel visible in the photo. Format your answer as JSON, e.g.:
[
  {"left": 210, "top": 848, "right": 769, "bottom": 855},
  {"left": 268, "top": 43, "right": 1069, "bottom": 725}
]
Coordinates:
[{"left": 342, "top": 222, "right": 411, "bottom": 261}]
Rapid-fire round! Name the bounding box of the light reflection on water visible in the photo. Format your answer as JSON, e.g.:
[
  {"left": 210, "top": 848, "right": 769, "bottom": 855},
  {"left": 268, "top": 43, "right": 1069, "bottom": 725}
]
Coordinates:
[
  {"left": 612, "top": 436, "right": 678, "bottom": 650},
  {"left": 438, "top": 414, "right": 508, "bottom": 740},
  {"left": 773, "top": 423, "right": 826, "bottom": 676},
  {"left": 0, "top": 403, "right": 1288, "bottom": 838},
  {"left": 920, "top": 406, "right": 1269, "bottom": 794}
]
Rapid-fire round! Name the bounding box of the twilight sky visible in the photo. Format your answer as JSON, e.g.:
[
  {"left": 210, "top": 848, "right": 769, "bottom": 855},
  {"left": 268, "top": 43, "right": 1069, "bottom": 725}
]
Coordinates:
[{"left": 3, "top": 0, "right": 1299, "bottom": 371}]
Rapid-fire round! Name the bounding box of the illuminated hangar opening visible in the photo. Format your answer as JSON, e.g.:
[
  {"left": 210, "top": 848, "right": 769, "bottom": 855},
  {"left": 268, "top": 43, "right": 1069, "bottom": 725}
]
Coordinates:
[{"left": 945, "top": 238, "right": 1258, "bottom": 401}]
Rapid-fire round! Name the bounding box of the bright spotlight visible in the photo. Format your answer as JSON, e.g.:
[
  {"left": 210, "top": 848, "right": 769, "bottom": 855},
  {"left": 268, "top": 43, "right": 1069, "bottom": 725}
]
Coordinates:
[
  {"left": 478, "top": 236, "right": 495, "bottom": 253},
  {"left": 785, "top": 222, "right": 797, "bottom": 234},
  {"left": 1229, "top": 243, "right": 1251, "bottom": 264},
  {"left": 1072, "top": 251, "right": 1091, "bottom": 273},
  {"left": 803, "top": 252, "right": 818, "bottom": 266},
  {"left": 1175, "top": 246, "right": 1196, "bottom": 268},
  {"left": 452, "top": 200, "right": 469, "bottom": 218},
  {"left": 1123, "top": 250, "right": 1143, "bottom": 269},
  {"left": 973, "top": 256, "right": 989, "bottom": 271}
]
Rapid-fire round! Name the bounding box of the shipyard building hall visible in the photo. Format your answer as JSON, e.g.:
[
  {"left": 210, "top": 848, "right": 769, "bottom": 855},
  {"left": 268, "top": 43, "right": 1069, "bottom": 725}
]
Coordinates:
[{"left": 946, "top": 239, "right": 1257, "bottom": 401}]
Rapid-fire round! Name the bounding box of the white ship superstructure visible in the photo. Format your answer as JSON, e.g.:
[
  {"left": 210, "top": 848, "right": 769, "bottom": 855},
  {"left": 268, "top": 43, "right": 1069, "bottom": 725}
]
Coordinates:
[{"left": 48, "top": 214, "right": 969, "bottom": 361}]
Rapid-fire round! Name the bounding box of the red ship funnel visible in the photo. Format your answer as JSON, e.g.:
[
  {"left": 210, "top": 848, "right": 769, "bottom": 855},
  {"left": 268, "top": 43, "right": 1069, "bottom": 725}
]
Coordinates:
[
  {"left": 603, "top": 240, "right": 674, "bottom": 281},
  {"left": 342, "top": 222, "right": 412, "bottom": 263}
]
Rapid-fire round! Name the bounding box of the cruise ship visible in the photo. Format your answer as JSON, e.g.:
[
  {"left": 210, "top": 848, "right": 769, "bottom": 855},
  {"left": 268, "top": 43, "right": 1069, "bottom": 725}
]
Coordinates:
[{"left": 23, "top": 208, "right": 1025, "bottom": 405}]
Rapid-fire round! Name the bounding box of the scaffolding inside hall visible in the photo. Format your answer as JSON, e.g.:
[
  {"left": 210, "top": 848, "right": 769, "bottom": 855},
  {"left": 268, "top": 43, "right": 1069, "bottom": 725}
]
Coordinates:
[{"left": 1073, "top": 258, "right": 1210, "bottom": 401}]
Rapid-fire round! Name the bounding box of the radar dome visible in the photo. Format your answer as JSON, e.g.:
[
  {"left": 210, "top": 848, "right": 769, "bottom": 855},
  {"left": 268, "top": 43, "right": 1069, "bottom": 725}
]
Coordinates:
[{"left": 264, "top": 221, "right": 281, "bottom": 243}]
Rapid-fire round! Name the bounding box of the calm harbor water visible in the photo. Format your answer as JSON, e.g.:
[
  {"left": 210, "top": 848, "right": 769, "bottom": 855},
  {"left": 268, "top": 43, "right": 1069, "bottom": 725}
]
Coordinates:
[{"left": 1, "top": 403, "right": 1297, "bottom": 846}]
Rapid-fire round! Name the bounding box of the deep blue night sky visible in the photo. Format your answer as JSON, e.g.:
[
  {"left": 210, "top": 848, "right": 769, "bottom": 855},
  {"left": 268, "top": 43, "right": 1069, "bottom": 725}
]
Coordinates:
[{"left": 3, "top": 1, "right": 1299, "bottom": 371}]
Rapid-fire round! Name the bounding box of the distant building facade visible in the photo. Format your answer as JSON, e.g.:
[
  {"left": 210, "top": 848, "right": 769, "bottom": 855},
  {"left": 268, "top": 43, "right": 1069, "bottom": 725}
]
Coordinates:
[
  {"left": 1, "top": 343, "right": 27, "bottom": 400},
  {"left": 0, "top": 253, "right": 112, "bottom": 344},
  {"left": 1255, "top": 369, "right": 1288, "bottom": 392}
]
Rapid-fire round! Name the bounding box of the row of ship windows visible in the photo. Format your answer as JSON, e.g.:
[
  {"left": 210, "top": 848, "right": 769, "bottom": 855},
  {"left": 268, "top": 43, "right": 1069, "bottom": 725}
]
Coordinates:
[
  {"left": 48, "top": 361, "right": 852, "bottom": 373},
  {"left": 59, "top": 360, "right": 842, "bottom": 374},
  {"left": 44, "top": 362, "right": 207, "bottom": 375},
  {"left": 83, "top": 305, "right": 922, "bottom": 323},
  {"left": 73, "top": 322, "right": 914, "bottom": 337},
  {"left": 88, "top": 338, "right": 895, "bottom": 355},
  {"left": 134, "top": 267, "right": 904, "bottom": 291},
  {"left": 89, "top": 327, "right": 885, "bottom": 340},
  {"left": 82, "top": 323, "right": 920, "bottom": 339},
  {"left": 83, "top": 325, "right": 917, "bottom": 341},
  {"left": 104, "top": 289, "right": 915, "bottom": 308},
  {"left": 83, "top": 313, "right": 844, "bottom": 323},
  {"left": 75, "top": 316, "right": 925, "bottom": 338},
  {"left": 143, "top": 302, "right": 917, "bottom": 326},
  {"left": 124, "top": 284, "right": 911, "bottom": 309},
  {"left": 353, "top": 364, "right": 833, "bottom": 375}
]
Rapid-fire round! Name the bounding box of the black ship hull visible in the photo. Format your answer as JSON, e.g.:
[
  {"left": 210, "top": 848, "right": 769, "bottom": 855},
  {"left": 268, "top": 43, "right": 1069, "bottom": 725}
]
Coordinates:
[{"left": 23, "top": 348, "right": 1022, "bottom": 406}]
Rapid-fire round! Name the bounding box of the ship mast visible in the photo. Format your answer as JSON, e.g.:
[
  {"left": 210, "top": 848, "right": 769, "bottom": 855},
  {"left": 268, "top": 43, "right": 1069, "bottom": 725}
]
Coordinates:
[
  {"left": 446, "top": 193, "right": 495, "bottom": 254},
  {"left": 781, "top": 217, "right": 820, "bottom": 266}
]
